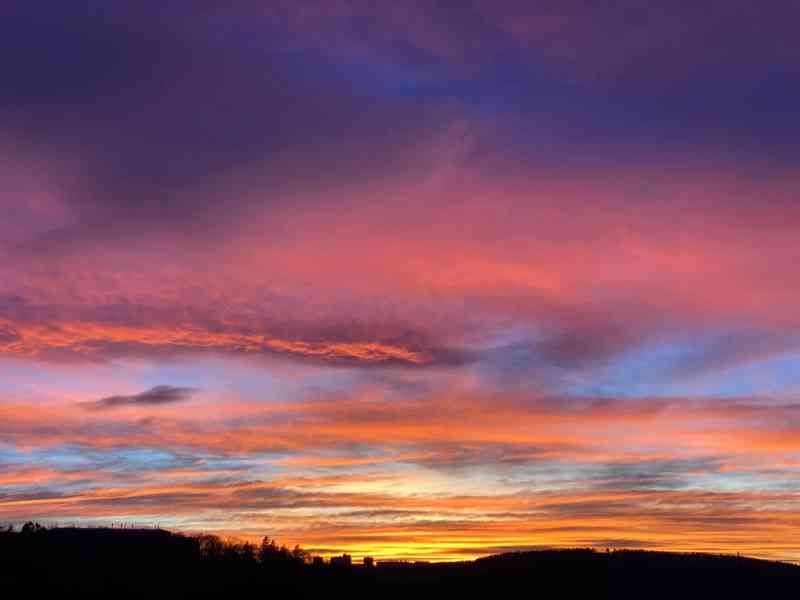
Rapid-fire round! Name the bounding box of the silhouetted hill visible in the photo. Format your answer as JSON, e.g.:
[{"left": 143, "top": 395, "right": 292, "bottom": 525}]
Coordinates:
[{"left": 1, "top": 525, "right": 798, "bottom": 598}]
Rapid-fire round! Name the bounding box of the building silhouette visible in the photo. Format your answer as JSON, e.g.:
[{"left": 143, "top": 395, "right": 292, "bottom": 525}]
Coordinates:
[{"left": 330, "top": 553, "right": 352, "bottom": 567}]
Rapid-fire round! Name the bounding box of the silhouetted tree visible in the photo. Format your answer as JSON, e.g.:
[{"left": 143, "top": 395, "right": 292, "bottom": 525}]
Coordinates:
[
  {"left": 20, "top": 521, "right": 45, "bottom": 535},
  {"left": 196, "top": 534, "right": 226, "bottom": 560},
  {"left": 292, "top": 544, "right": 307, "bottom": 562},
  {"left": 258, "top": 535, "right": 281, "bottom": 563}
]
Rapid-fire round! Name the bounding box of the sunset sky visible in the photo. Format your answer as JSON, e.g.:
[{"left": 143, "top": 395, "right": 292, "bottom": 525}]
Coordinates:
[{"left": 2, "top": 1, "right": 800, "bottom": 562}]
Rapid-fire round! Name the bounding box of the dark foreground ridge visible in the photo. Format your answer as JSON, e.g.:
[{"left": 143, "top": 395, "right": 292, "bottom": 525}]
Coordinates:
[{"left": 2, "top": 525, "right": 798, "bottom": 599}]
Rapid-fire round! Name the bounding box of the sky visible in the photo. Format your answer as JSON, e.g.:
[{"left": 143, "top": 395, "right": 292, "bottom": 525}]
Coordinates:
[{"left": 2, "top": 1, "right": 800, "bottom": 562}]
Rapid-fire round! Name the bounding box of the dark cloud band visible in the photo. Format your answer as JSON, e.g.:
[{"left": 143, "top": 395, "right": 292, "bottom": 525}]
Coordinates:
[{"left": 85, "top": 385, "right": 197, "bottom": 411}]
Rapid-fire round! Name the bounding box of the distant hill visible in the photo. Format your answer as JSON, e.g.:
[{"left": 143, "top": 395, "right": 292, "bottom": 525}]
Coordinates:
[{"left": 2, "top": 526, "right": 798, "bottom": 598}]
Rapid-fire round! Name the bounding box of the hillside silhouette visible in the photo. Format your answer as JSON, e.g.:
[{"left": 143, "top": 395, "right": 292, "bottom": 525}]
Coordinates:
[{"left": 1, "top": 523, "right": 798, "bottom": 598}]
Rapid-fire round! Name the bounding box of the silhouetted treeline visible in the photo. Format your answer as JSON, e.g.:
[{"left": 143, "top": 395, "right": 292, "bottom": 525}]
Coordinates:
[{"left": 2, "top": 523, "right": 799, "bottom": 599}]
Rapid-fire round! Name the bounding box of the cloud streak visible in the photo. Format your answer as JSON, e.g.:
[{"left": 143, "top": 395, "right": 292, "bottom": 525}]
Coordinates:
[
  {"left": 84, "top": 386, "right": 198, "bottom": 411},
  {"left": 0, "top": 320, "right": 433, "bottom": 365}
]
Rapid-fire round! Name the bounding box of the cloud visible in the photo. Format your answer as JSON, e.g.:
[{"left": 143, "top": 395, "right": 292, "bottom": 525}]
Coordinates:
[
  {"left": 5, "top": 384, "right": 800, "bottom": 560},
  {"left": 0, "top": 319, "right": 451, "bottom": 366},
  {"left": 0, "top": 325, "right": 19, "bottom": 344},
  {"left": 84, "top": 386, "right": 198, "bottom": 411}
]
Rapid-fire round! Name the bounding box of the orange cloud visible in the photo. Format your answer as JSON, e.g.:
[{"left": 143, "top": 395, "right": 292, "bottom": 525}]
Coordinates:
[{"left": 0, "top": 320, "right": 428, "bottom": 364}]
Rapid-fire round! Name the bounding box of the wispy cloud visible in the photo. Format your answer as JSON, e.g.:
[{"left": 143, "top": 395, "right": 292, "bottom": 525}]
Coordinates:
[{"left": 84, "top": 386, "right": 198, "bottom": 411}]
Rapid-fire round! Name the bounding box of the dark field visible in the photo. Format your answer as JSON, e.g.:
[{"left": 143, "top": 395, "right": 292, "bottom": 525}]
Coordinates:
[{"left": 1, "top": 526, "right": 797, "bottom": 599}]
